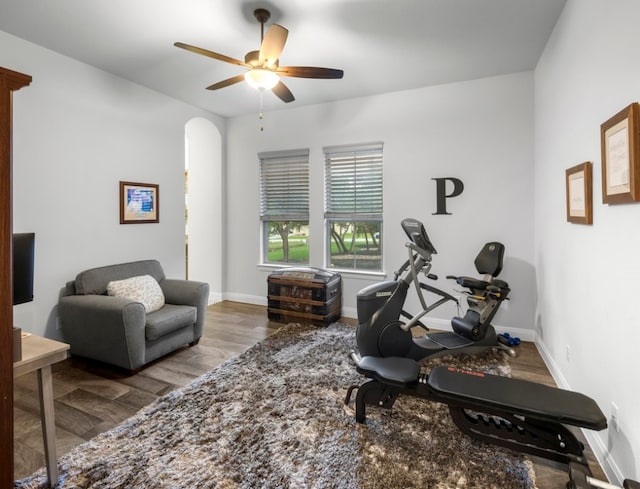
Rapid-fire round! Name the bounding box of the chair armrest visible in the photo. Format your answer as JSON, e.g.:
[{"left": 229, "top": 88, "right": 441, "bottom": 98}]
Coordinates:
[
  {"left": 58, "top": 295, "right": 146, "bottom": 370},
  {"left": 160, "top": 279, "right": 209, "bottom": 339},
  {"left": 160, "top": 279, "right": 208, "bottom": 305}
]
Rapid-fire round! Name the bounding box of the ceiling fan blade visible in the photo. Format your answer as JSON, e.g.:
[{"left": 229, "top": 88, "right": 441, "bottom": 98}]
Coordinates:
[
  {"left": 174, "top": 42, "right": 250, "bottom": 68},
  {"left": 272, "top": 81, "right": 295, "bottom": 103},
  {"left": 277, "top": 66, "right": 344, "bottom": 79},
  {"left": 206, "top": 74, "right": 246, "bottom": 91},
  {"left": 259, "top": 24, "right": 288, "bottom": 67}
]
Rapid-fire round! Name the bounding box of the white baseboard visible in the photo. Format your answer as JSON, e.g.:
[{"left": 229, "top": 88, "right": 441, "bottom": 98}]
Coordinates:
[
  {"left": 342, "top": 306, "right": 357, "bottom": 319},
  {"left": 533, "top": 335, "right": 569, "bottom": 388},
  {"left": 208, "top": 291, "right": 223, "bottom": 305},
  {"left": 217, "top": 296, "right": 535, "bottom": 342},
  {"left": 534, "top": 334, "right": 624, "bottom": 486},
  {"left": 220, "top": 294, "right": 359, "bottom": 321},
  {"left": 401, "top": 316, "right": 536, "bottom": 342},
  {"left": 222, "top": 293, "right": 266, "bottom": 306}
]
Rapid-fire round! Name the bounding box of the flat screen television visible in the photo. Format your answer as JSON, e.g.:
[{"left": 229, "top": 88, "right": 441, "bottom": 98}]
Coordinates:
[{"left": 13, "top": 232, "right": 35, "bottom": 305}]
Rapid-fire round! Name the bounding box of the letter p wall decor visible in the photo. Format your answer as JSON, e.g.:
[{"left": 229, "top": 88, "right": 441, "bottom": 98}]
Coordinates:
[{"left": 432, "top": 177, "right": 464, "bottom": 215}]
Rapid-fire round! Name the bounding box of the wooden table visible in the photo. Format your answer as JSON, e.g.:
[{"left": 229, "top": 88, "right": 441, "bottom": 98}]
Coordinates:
[{"left": 14, "top": 334, "right": 69, "bottom": 487}]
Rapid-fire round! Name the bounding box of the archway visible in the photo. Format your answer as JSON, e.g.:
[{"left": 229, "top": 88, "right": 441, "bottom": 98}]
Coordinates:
[{"left": 185, "top": 117, "right": 222, "bottom": 303}]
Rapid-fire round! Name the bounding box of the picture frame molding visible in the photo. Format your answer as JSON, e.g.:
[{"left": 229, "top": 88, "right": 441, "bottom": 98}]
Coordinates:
[
  {"left": 600, "top": 102, "right": 640, "bottom": 204},
  {"left": 566, "top": 161, "right": 593, "bottom": 225},
  {"left": 119, "top": 181, "right": 159, "bottom": 224}
]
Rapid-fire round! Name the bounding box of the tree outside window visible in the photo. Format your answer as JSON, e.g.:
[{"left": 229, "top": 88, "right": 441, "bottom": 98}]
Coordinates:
[
  {"left": 324, "top": 143, "right": 383, "bottom": 272},
  {"left": 259, "top": 149, "right": 310, "bottom": 265},
  {"left": 265, "top": 221, "right": 309, "bottom": 264},
  {"left": 327, "top": 220, "right": 381, "bottom": 270}
]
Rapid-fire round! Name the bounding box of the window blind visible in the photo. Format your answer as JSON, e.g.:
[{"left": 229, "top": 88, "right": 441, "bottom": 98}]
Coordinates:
[
  {"left": 259, "top": 149, "right": 310, "bottom": 221},
  {"left": 323, "top": 143, "right": 383, "bottom": 219}
]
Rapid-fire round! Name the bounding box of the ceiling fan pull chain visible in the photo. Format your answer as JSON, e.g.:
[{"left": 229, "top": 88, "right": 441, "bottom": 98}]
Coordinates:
[{"left": 259, "top": 89, "right": 265, "bottom": 132}]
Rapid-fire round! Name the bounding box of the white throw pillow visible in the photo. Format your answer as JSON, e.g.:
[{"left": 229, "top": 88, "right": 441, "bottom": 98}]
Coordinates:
[{"left": 106, "top": 275, "right": 165, "bottom": 313}]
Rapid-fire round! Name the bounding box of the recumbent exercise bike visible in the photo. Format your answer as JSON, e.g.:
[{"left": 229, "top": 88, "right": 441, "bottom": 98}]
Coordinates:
[{"left": 356, "top": 217, "right": 515, "bottom": 361}]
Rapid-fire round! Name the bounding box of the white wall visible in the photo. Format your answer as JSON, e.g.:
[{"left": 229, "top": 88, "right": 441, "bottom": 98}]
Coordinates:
[
  {"left": 1, "top": 31, "right": 224, "bottom": 340},
  {"left": 534, "top": 0, "right": 640, "bottom": 482},
  {"left": 5, "top": 6, "right": 630, "bottom": 482},
  {"left": 186, "top": 117, "right": 223, "bottom": 303},
  {"left": 225, "top": 72, "right": 536, "bottom": 337}
]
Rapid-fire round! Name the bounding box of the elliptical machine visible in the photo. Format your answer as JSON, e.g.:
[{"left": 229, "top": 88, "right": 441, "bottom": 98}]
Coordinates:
[{"left": 355, "top": 217, "right": 515, "bottom": 360}]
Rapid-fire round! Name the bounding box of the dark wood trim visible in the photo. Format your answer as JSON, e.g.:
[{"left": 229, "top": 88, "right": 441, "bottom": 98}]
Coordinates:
[
  {"left": 601, "top": 102, "right": 640, "bottom": 204},
  {"left": 0, "top": 66, "right": 31, "bottom": 487}
]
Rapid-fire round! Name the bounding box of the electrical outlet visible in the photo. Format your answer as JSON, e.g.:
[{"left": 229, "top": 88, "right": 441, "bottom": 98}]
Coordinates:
[
  {"left": 611, "top": 402, "right": 620, "bottom": 432},
  {"left": 566, "top": 345, "right": 571, "bottom": 362}
]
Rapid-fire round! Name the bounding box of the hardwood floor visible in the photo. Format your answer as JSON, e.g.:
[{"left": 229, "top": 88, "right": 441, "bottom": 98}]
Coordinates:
[{"left": 14, "top": 301, "right": 607, "bottom": 487}]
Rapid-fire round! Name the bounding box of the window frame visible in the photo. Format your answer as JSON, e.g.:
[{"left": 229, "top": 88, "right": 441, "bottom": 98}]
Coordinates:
[
  {"left": 323, "top": 142, "right": 384, "bottom": 272},
  {"left": 259, "top": 148, "right": 310, "bottom": 266}
]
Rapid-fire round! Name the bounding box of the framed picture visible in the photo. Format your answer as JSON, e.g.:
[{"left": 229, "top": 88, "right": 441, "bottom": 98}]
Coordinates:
[
  {"left": 120, "top": 181, "right": 159, "bottom": 224},
  {"left": 566, "top": 162, "right": 593, "bottom": 224},
  {"left": 600, "top": 102, "right": 640, "bottom": 204}
]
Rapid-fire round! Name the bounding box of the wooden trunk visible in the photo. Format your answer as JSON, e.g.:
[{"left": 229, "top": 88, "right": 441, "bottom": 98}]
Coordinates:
[{"left": 267, "top": 268, "right": 342, "bottom": 326}]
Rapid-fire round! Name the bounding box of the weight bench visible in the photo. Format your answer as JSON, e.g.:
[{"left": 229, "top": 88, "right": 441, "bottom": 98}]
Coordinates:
[{"left": 345, "top": 354, "right": 639, "bottom": 489}]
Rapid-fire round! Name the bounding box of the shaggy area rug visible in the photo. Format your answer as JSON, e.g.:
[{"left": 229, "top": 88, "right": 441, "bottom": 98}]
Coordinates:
[{"left": 16, "top": 323, "right": 536, "bottom": 489}]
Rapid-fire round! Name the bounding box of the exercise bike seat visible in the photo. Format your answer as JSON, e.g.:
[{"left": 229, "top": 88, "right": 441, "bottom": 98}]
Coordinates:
[
  {"left": 427, "top": 366, "right": 607, "bottom": 431},
  {"left": 453, "top": 276, "right": 491, "bottom": 290},
  {"left": 356, "top": 356, "right": 421, "bottom": 386},
  {"left": 448, "top": 242, "right": 507, "bottom": 291}
]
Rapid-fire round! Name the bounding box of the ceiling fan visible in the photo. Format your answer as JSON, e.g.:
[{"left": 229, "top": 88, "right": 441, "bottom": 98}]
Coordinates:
[{"left": 174, "top": 8, "right": 344, "bottom": 103}]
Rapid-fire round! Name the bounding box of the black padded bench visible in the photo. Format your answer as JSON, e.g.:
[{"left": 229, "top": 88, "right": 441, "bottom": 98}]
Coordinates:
[
  {"left": 355, "top": 356, "right": 605, "bottom": 431},
  {"left": 427, "top": 365, "right": 607, "bottom": 430},
  {"left": 347, "top": 354, "right": 609, "bottom": 478}
]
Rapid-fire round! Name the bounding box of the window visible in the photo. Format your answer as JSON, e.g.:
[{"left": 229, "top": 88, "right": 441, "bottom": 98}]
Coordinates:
[
  {"left": 324, "top": 142, "right": 383, "bottom": 271},
  {"left": 259, "top": 149, "right": 310, "bottom": 265}
]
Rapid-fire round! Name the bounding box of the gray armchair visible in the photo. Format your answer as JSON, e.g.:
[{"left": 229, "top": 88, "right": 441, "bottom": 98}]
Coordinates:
[{"left": 58, "top": 259, "right": 209, "bottom": 372}]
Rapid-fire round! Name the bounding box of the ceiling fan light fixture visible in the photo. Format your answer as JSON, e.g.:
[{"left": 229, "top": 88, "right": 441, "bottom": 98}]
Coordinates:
[
  {"left": 174, "top": 7, "right": 342, "bottom": 104},
  {"left": 244, "top": 69, "right": 279, "bottom": 90}
]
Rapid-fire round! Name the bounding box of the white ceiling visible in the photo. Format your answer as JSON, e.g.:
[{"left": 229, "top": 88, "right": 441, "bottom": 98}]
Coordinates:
[{"left": 0, "top": 0, "right": 566, "bottom": 118}]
